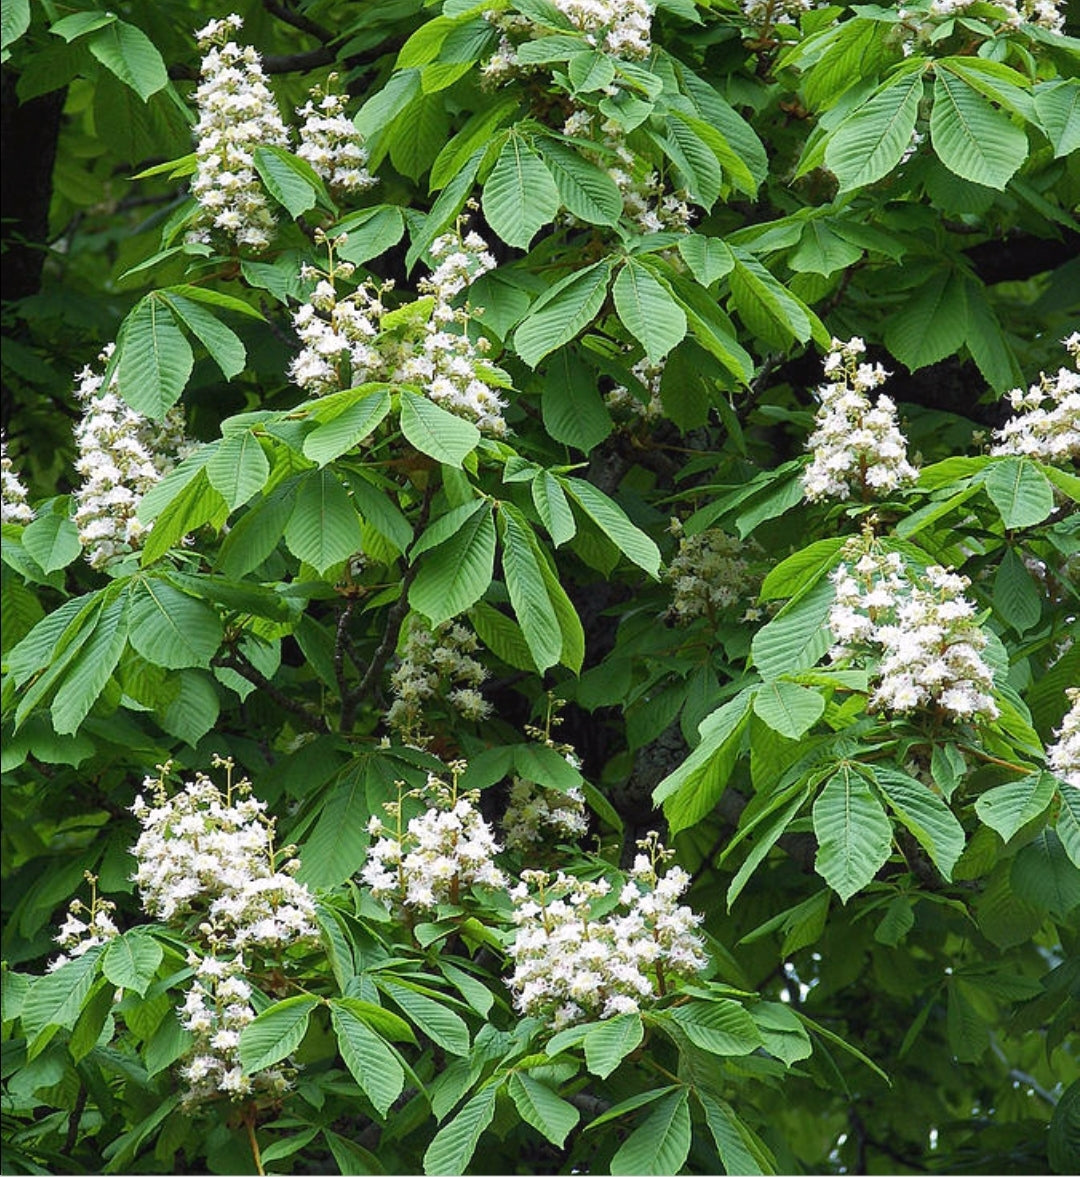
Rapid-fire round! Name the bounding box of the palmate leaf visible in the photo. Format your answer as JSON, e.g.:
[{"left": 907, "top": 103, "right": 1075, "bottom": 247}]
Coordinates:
[
  {"left": 239, "top": 996, "right": 320, "bottom": 1075},
  {"left": 930, "top": 70, "right": 1028, "bottom": 190},
  {"left": 283, "top": 468, "right": 364, "bottom": 574},
  {"left": 87, "top": 19, "right": 168, "bottom": 101},
  {"left": 51, "top": 593, "right": 130, "bottom": 735},
  {"left": 424, "top": 1084, "right": 498, "bottom": 1176},
  {"left": 975, "top": 771, "right": 1056, "bottom": 842},
  {"left": 499, "top": 505, "right": 562, "bottom": 673},
  {"left": 514, "top": 260, "right": 613, "bottom": 366},
  {"left": 753, "top": 681, "right": 825, "bottom": 739},
  {"left": 115, "top": 294, "right": 194, "bottom": 418},
  {"left": 399, "top": 390, "right": 480, "bottom": 467},
  {"left": 983, "top": 456, "right": 1054, "bottom": 528},
  {"left": 330, "top": 999, "right": 405, "bottom": 1118},
  {"left": 410, "top": 506, "right": 496, "bottom": 625},
  {"left": 206, "top": 432, "right": 270, "bottom": 510},
  {"left": 128, "top": 578, "right": 222, "bottom": 670},
  {"left": 537, "top": 136, "right": 622, "bottom": 225},
  {"left": 481, "top": 133, "right": 560, "bottom": 249},
  {"left": 507, "top": 1073, "right": 579, "bottom": 1147},
  {"left": 612, "top": 260, "right": 687, "bottom": 364},
  {"left": 871, "top": 766, "right": 965, "bottom": 881},
  {"left": 812, "top": 764, "right": 893, "bottom": 902},
  {"left": 697, "top": 1090, "right": 777, "bottom": 1176},
  {"left": 825, "top": 69, "right": 923, "bottom": 192},
  {"left": 609, "top": 1088, "right": 692, "bottom": 1176}
]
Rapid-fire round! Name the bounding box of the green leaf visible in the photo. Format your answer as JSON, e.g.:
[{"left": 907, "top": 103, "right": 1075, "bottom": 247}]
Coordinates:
[
  {"left": 218, "top": 486, "right": 294, "bottom": 579},
  {"left": 284, "top": 469, "right": 364, "bottom": 574},
  {"left": 537, "top": 137, "right": 622, "bottom": 225},
  {"left": 975, "top": 771, "right": 1056, "bottom": 842},
  {"left": 239, "top": 995, "right": 318, "bottom": 1074},
  {"left": 482, "top": 134, "right": 560, "bottom": 249},
  {"left": 500, "top": 506, "right": 562, "bottom": 674},
  {"left": 379, "top": 978, "right": 470, "bottom": 1056},
  {"left": 410, "top": 506, "right": 496, "bottom": 625},
  {"left": 157, "top": 669, "right": 219, "bottom": 746},
  {"left": 670, "top": 999, "right": 764, "bottom": 1056},
  {"left": 1012, "top": 828, "right": 1080, "bottom": 916},
  {"left": 884, "top": 267, "right": 968, "bottom": 371},
  {"left": 2, "top": 0, "right": 30, "bottom": 52},
  {"left": 670, "top": 109, "right": 758, "bottom": 197},
  {"left": 532, "top": 472, "right": 576, "bottom": 547},
  {"left": 128, "top": 579, "right": 222, "bottom": 670},
  {"left": 752, "top": 576, "right": 834, "bottom": 681},
  {"left": 514, "top": 260, "right": 613, "bottom": 367},
  {"left": 116, "top": 295, "right": 194, "bottom": 418},
  {"left": 653, "top": 690, "right": 754, "bottom": 834},
  {"left": 610, "top": 1088, "right": 691, "bottom": 1177},
  {"left": 424, "top": 1084, "right": 498, "bottom": 1176},
  {"left": 253, "top": 145, "right": 321, "bottom": 217},
  {"left": 541, "top": 349, "right": 613, "bottom": 451},
  {"left": 790, "top": 220, "right": 864, "bottom": 276},
  {"left": 141, "top": 465, "right": 227, "bottom": 563},
  {"left": 993, "top": 546, "right": 1042, "bottom": 635},
  {"left": 1033, "top": 79, "right": 1080, "bottom": 158},
  {"left": 1048, "top": 1078, "right": 1080, "bottom": 1176},
  {"left": 562, "top": 478, "right": 660, "bottom": 577},
  {"left": 331, "top": 999, "right": 406, "bottom": 1117},
  {"left": 677, "top": 235, "right": 735, "bottom": 286},
  {"left": 583, "top": 1013, "right": 644, "bottom": 1078},
  {"left": 753, "top": 681, "right": 826, "bottom": 739},
  {"left": 613, "top": 260, "right": 688, "bottom": 364},
  {"left": 813, "top": 764, "right": 893, "bottom": 902},
  {"left": 399, "top": 389, "right": 481, "bottom": 468},
  {"left": 697, "top": 1090, "right": 776, "bottom": 1176},
  {"left": 508, "top": 1072, "right": 579, "bottom": 1148},
  {"left": 752, "top": 1001, "right": 813, "bottom": 1065},
  {"left": 21, "top": 514, "right": 81, "bottom": 574},
  {"left": 335, "top": 206, "right": 406, "bottom": 266},
  {"left": 207, "top": 433, "right": 270, "bottom": 510},
  {"left": 1056, "top": 788, "right": 1080, "bottom": 870},
  {"left": 759, "top": 537, "right": 845, "bottom": 600},
  {"left": 87, "top": 20, "right": 167, "bottom": 101},
  {"left": 20, "top": 947, "right": 103, "bottom": 1051},
  {"left": 51, "top": 594, "right": 129, "bottom": 735},
  {"left": 930, "top": 71, "right": 1028, "bottom": 189},
  {"left": 101, "top": 931, "right": 162, "bottom": 997},
  {"left": 304, "top": 388, "right": 392, "bottom": 466},
  {"left": 729, "top": 254, "right": 814, "bottom": 350},
  {"left": 984, "top": 457, "right": 1055, "bottom": 528},
  {"left": 469, "top": 601, "right": 538, "bottom": 673},
  {"left": 161, "top": 293, "right": 246, "bottom": 381},
  {"left": 871, "top": 766, "right": 965, "bottom": 881},
  {"left": 50, "top": 11, "right": 116, "bottom": 41},
  {"left": 825, "top": 71, "right": 922, "bottom": 192}
]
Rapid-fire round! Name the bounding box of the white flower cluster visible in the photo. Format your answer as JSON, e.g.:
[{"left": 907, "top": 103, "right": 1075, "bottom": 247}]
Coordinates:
[
  {"left": 1047, "top": 689, "right": 1080, "bottom": 789},
  {"left": 803, "top": 337, "right": 918, "bottom": 502},
  {"left": 131, "top": 758, "right": 318, "bottom": 949},
  {"left": 130, "top": 757, "right": 318, "bottom": 1105},
  {"left": 398, "top": 229, "right": 507, "bottom": 435},
  {"left": 178, "top": 952, "right": 295, "bottom": 1106},
  {"left": 665, "top": 518, "right": 761, "bottom": 624},
  {"left": 188, "top": 15, "right": 291, "bottom": 252},
  {"left": 991, "top": 333, "right": 1080, "bottom": 464},
  {"left": 290, "top": 227, "right": 508, "bottom": 434},
  {"left": 829, "top": 540, "right": 999, "bottom": 721},
  {"left": 740, "top": 0, "right": 815, "bottom": 28},
  {"left": 49, "top": 873, "right": 119, "bottom": 972},
  {"left": 507, "top": 833, "right": 707, "bottom": 1030},
  {"left": 297, "top": 77, "right": 377, "bottom": 194},
  {"left": 1, "top": 435, "right": 33, "bottom": 525},
  {"left": 607, "top": 357, "right": 665, "bottom": 420},
  {"left": 502, "top": 777, "right": 589, "bottom": 851},
  {"left": 290, "top": 249, "right": 384, "bottom": 396},
  {"left": 387, "top": 615, "right": 492, "bottom": 743},
  {"left": 482, "top": 0, "right": 653, "bottom": 82},
  {"left": 72, "top": 345, "right": 189, "bottom": 570},
  {"left": 564, "top": 110, "right": 692, "bottom": 233},
  {"left": 362, "top": 765, "right": 507, "bottom": 912}
]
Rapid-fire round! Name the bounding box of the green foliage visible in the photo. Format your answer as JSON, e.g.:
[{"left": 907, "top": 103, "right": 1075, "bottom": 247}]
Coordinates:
[{"left": 2, "top": 0, "right": 1078, "bottom": 1174}]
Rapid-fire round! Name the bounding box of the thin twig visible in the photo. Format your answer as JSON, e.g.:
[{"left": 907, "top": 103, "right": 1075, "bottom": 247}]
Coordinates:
[
  {"left": 334, "top": 598, "right": 357, "bottom": 705},
  {"left": 243, "top": 1104, "right": 266, "bottom": 1177},
  {"left": 215, "top": 650, "right": 329, "bottom": 734},
  {"left": 62, "top": 1084, "right": 88, "bottom": 1156}
]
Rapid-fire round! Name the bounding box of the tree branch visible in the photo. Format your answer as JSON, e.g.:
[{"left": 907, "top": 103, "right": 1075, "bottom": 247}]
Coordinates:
[
  {"left": 262, "top": 0, "right": 334, "bottom": 43},
  {"left": 215, "top": 650, "right": 328, "bottom": 734}
]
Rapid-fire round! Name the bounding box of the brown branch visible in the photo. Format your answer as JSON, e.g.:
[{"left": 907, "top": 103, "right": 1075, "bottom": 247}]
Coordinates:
[
  {"left": 62, "top": 1083, "right": 88, "bottom": 1157},
  {"left": 215, "top": 650, "right": 328, "bottom": 734},
  {"left": 333, "top": 598, "right": 358, "bottom": 706},
  {"left": 263, "top": 0, "right": 334, "bottom": 43}
]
